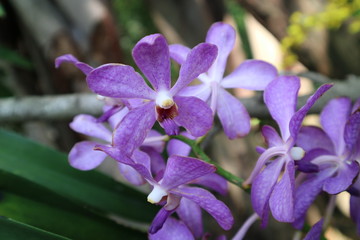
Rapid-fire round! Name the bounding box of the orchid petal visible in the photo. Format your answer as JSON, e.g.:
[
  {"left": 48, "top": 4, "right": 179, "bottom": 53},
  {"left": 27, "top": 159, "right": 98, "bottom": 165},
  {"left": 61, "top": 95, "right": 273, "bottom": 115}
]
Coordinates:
[
  {"left": 149, "top": 217, "right": 194, "bottom": 240},
  {"left": 251, "top": 157, "right": 285, "bottom": 219},
  {"left": 69, "top": 141, "right": 107, "bottom": 170},
  {"left": 177, "top": 84, "right": 211, "bottom": 102},
  {"left": 113, "top": 101, "right": 156, "bottom": 155},
  {"left": 190, "top": 173, "right": 228, "bottom": 195},
  {"left": 261, "top": 125, "right": 283, "bottom": 148},
  {"left": 269, "top": 161, "right": 295, "bottom": 222},
  {"left": 173, "top": 96, "right": 213, "bottom": 137},
  {"left": 149, "top": 208, "right": 175, "bottom": 234},
  {"left": 177, "top": 198, "right": 203, "bottom": 238},
  {"left": 303, "top": 219, "right": 324, "bottom": 240},
  {"left": 169, "top": 44, "right": 191, "bottom": 65},
  {"left": 323, "top": 161, "right": 359, "bottom": 194},
  {"left": 296, "top": 126, "right": 334, "bottom": 153},
  {"left": 70, "top": 114, "right": 112, "bottom": 142},
  {"left": 55, "top": 54, "right": 93, "bottom": 75},
  {"left": 161, "top": 155, "right": 216, "bottom": 190},
  {"left": 205, "top": 22, "right": 235, "bottom": 81},
  {"left": 344, "top": 109, "right": 360, "bottom": 153},
  {"left": 172, "top": 186, "right": 234, "bottom": 230},
  {"left": 216, "top": 88, "right": 251, "bottom": 139},
  {"left": 170, "top": 43, "right": 217, "bottom": 95},
  {"left": 118, "top": 163, "right": 146, "bottom": 186},
  {"left": 264, "top": 76, "right": 300, "bottom": 140},
  {"left": 86, "top": 64, "right": 156, "bottom": 99},
  {"left": 140, "top": 147, "right": 166, "bottom": 178},
  {"left": 290, "top": 83, "right": 333, "bottom": 140},
  {"left": 297, "top": 149, "right": 330, "bottom": 173},
  {"left": 132, "top": 34, "right": 171, "bottom": 91},
  {"left": 221, "top": 60, "right": 277, "bottom": 90},
  {"left": 167, "top": 132, "right": 194, "bottom": 157}
]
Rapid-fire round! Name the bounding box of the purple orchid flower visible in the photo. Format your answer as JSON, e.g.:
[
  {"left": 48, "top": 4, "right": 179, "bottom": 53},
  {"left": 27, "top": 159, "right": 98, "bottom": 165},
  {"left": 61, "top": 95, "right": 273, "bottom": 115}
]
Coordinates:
[
  {"left": 243, "top": 75, "right": 332, "bottom": 225},
  {"left": 57, "top": 34, "right": 217, "bottom": 161},
  {"left": 169, "top": 22, "right": 278, "bottom": 139},
  {"left": 292, "top": 97, "right": 360, "bottom": 229},
  {"left": 97, "top": 146, "right": 234, "bottom": 235}
]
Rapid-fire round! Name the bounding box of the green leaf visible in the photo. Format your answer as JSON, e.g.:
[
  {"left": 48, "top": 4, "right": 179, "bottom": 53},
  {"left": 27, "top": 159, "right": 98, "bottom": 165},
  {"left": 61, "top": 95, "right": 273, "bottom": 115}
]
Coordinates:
[
  {"left": 0, "top": 45, "right": 33, "bottom": 69},
  {"left": 0, "top": 128, "right": 158, "bottom": 222},
  {"left": 0, "top": 217, "right": 70, "bottom": 240},
  {"left": 0, "top": 191, "right": 146, "bottom": 240}
]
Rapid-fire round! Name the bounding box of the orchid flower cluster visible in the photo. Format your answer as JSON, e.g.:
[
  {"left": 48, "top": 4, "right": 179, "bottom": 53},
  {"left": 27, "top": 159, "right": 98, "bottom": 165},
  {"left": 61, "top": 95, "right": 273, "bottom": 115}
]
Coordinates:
[{"left": 56, "top": 22, "right": 360, "bottom": 240}]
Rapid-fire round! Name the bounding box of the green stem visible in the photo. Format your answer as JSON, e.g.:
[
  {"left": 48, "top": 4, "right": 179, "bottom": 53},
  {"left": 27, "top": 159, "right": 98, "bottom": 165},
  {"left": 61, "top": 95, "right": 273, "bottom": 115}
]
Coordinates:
[{"left": 171, "top": 135, "right": 249, "bottom": 191}]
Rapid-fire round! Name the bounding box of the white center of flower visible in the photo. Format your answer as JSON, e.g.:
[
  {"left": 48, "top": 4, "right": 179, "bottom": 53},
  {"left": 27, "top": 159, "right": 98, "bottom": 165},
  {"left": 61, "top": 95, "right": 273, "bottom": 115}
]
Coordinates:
[
  {"left": 147, "top": 185, "right": 168, "bottom": 204},
  {"left": 290, "top": 147, "right": 305, "bottom": 160},
  {"left": 156, "top": 91, "right": 174, "bottom": 109}
]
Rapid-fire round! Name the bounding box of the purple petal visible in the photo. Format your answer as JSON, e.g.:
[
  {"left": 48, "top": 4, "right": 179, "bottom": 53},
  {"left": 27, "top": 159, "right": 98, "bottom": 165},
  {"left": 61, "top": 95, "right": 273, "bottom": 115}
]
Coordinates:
[
  {"left": 292, "top": 174, "right": 326, "bottom": 229},
  {"left": 118, "top": 163, "right": 146, "bottom": 185},
  {"left": 132, "top": 34, "right": 171, "bottom": 91},
  {"left": 172, "top": 186, "right": 234, "bottom": 230},
  {"left": 269, "top": 161, "right": 295, "bottom": 222},
  {"left": 216, "top": 88, "right": 251, "bottom": 139},
  {"left": 177, "top": 84, "right": 211, "bottom": 102},
  {"left": 296, "top": 149, "right": 330, "bottom": 173},
  {"left": 296, "top": 126, "right": 334, "bottom": 153},
  {"left": 221, "top": 60, "right": 278, "bottom": 90},
  {"left": 264, "top": 76, "right": 300, "bottom": 140},
  {"left": 55, "top": 54, "right": 93, "bottom": 75},
  {"left": 142, "top": 130, "right": 166, "bottom": 153},
  {"left": 319, "top": 97, "right": 351, "bottom": 155},
  {"left": 167, "top": 132, "right": 194, "bottom": 157},
  {"left": 169, "top": 44, "right": 191, "bottom": 65},
  {"left": 205, "top": 22, "right": 236, "bottom": 81},
  {"left": 86, "top": 64, "right": 156, "bottom": 99},
  {"left": 170, "top": 43, "right": 218, "bottom": 95},
  {"left": 344, "top": 109, "right": 360, "bottom": 153},
  {"left": 149, "top": 208, "right": 175, "bottom": 234},
  {"left": 173, "top": 96, "right": 213, "bottom": 137},
  {"left": 69, "top": 141, "right": 107, "bottom": 170},
  {"left": 140, "top": 147, "right": 166, "bottom": 178},
  {"left": 290, "top": 83, "right": 333, "bottom": 140},
  {"left": 350, "top": 195, "right": 360, "bottom": 235},
  {"left": 251, "top": 157, "right": 285, "bottom": 219},
  {"left": 108, "top": 106, "right": 129, "bottom": 129},
  {"left": 149, "top": 217, "right": 195, "bottom": 240},
  {"left": 303, "top": 219, "right": 324, "bottom": 240},
  {"left": 160, "top": 155, "right": 216, "bottom": 190},
  {"left": 176, "top": 198, "right": 203, "bottom": 238},
  {"left": 70, "top": 114, "right": 112, "bottom": 142},
  {"left": 323, "top": 161, "right": 359, "bottom": 194},
  {"left": 113, "top": 102, "right": 156, "bottom": 156},
  {"left": 261, "top": 125, "right": 283, "bottom": 148},
  {"left": 190, "top": 173, "right": 228, "bottom": 195}
]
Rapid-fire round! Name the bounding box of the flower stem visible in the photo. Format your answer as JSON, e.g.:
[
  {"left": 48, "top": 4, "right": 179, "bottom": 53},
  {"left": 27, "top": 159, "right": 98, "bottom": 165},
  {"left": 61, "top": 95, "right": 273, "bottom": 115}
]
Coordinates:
[{"left": 171, "top": 135, "right": 249, "bottom": 191}]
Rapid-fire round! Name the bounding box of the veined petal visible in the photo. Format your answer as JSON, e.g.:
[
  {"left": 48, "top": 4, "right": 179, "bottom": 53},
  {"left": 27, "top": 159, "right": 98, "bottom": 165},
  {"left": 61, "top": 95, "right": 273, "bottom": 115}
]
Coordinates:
[
  {"left": 251, "top": 157, "right": 285, "bottom": 219},
  {"left": 113, "top": 101, "right": 156, "bottom": 156},
  {"left": 173, "top": 96, "right": 213, "bottom": 137},
  {"left": 296, "top": 126, "right": 334, "bottom": 153},
  {"left": 160, "top": 155, "right": 216, "bottom": 190},
  {"left": 221, "top": 60, "right": 277, "bottom": 90},
  {"left": 216, "top": 88, "right": 251, "bottom": 139},
  {"left": 320, "top": 97, "right": 351, "bottom": 155},
  {"left": 70, "top": 114, "right": 112, "bottom": 142},
  {"left": 290, "top": 84, "right": 333, "bottom": 140},
  {"left": 149, "top": 217, "right": 194, "bottom": 240},
  {"left": 69, "top": 141, "right": 107, "bottom": 170},
  {"left": 169, "top": 44, "right": 191, "bottom": 65},
  {"left": 86, "top": 64, "right": 156, "bottom": 99},
  {"left": 177, "top": 198, "right": 203, "bottom": 238},
  {"left": 55, "top": 54, "right": 93, "bottom": 75},
  {"left": 269, "top": 160, "right": 295, "bottom": 222},
  {"left": 323, "top": 161, "right": 359, "bottom": 194},
  {"left": 205, "top": 22, "right": 236, "bottom": 81},
  {"left": 171, "top": 186, "right": 234, "bottom": 230},
  {"left": 177, "top": 84, "right": 211, "bottom": 102},
  {"left": 344, "top": 109, "right": 360, "bottom": 153},
  {"left": 132, "top": 34, "right": 171, "bottom": 91},
  {"left": 190, "top": 173, "right": 228, "bottom": 195},
  {"left": 170, "top": 43, "right": 217, "bottom": 95},
  {"left": 262, "top": 125, "right": 283, "bottom": 148},
  {"left": 167, "top": 131, "right": 194, "bottom": 157},
  {"left": 264, "top": 76, "right": 300, "bottom": 140}
]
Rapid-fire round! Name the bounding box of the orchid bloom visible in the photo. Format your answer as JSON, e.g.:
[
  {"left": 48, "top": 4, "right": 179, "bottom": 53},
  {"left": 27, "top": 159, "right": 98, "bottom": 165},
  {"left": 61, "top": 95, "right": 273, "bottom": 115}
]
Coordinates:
[
  {"left": 243, "top": 75, "right": 332, "bottom": 225},
  {"left": 292, "top": 97, "right": 360, "bottom": 229},
  {"left": 169, "top": 22, "right": 278, "bottom": 139}
]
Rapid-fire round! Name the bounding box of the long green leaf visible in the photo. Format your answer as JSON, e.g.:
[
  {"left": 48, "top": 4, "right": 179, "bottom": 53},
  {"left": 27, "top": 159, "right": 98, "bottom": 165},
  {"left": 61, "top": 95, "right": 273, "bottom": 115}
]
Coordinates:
[{"left": 0, "top": 128, "right": 158, "bottom": 222}]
